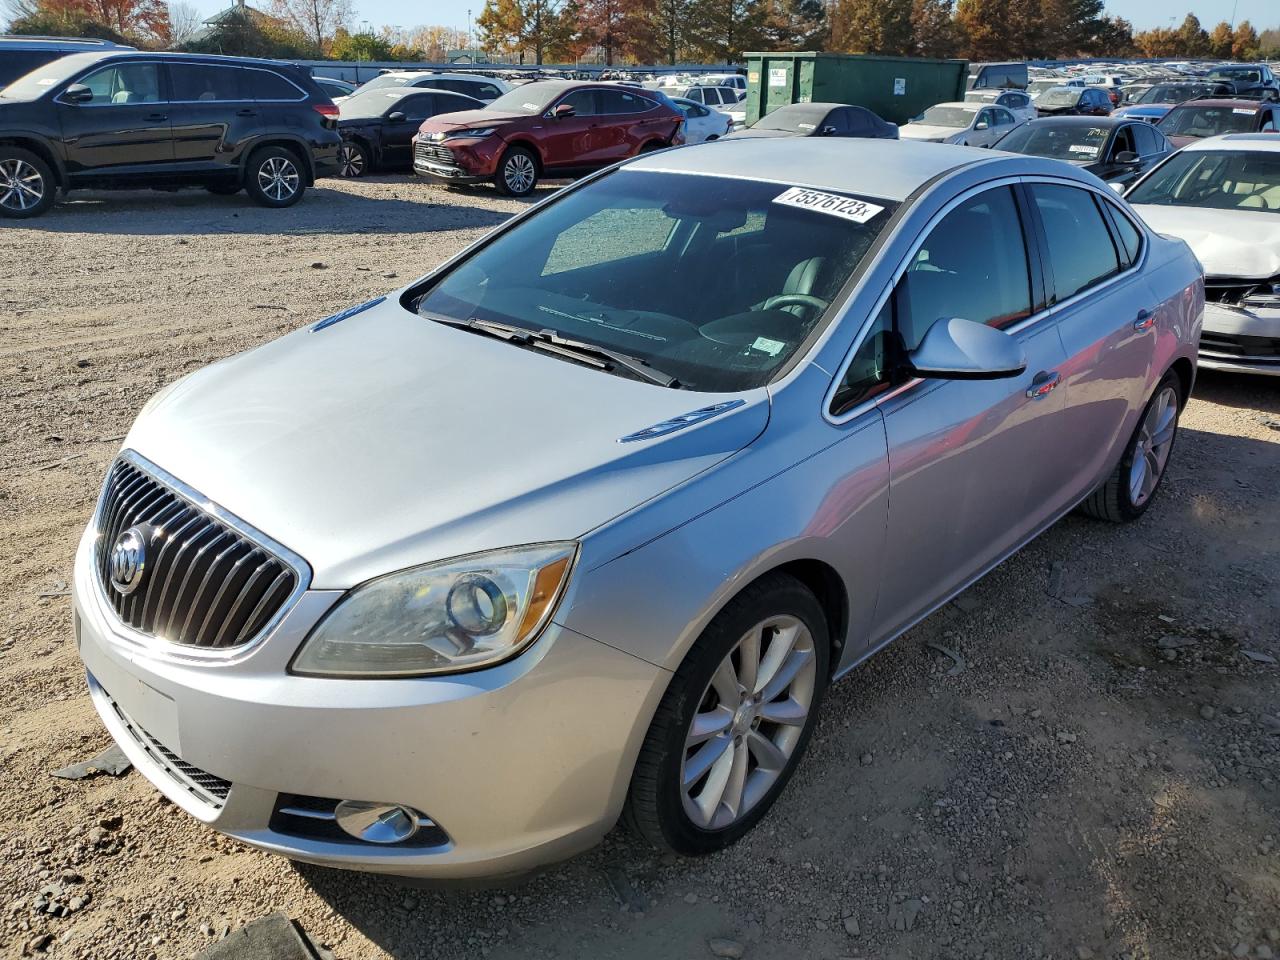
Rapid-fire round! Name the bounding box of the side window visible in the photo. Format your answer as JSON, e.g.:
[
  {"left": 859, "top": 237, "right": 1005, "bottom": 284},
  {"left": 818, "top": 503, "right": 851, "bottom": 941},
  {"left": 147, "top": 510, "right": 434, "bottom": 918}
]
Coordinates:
[
  {"left": 600, "top": 90, "right": 650, "bottom": 115},
  {"left": 821, "top": 110, "right": 847, "bottom": 135},
  {"left": 77, "top": 63, "right": 162, "bottom": 105},
  {"left": 832, "top": 300, "right": 894, "bottom": 415},
  {"left": 1029, "top": 184, "right": 1121, "bottom": 302},
  {"left": 438, "top": 93, "right": 476, "bottom": 113},
  {"left": 1132, "top": 122, "right": 1162, "bottom": 156},
  {"left": 1110, "top": 125, "right": 1135, "bottom": 158},
  {"left": 975, "top": 108, "right": 992, "bottom": 128},
  {"left": 1263, "top": 110, "right": 1278, "bottom": 133},
  {"left": 896, "top": 186, "right": 1032, "bottom": 350},
  {"left": 1103, "top": 203, "right": 1143, "bottom": 268},
  {"left": 994, "top": 108, "right": 1014, "bottom": 126},
  {"left": 558, "top": 89, "right": 597, "bottom": 116},
  {"left": 397, "top": 94, "right": 434, "bottom": 121},
  {"left": 251, "top": 70, "right": 303, "bottom": 102},
  {"left": 542, "top": 202, "right": 677, "bottom": 275},
  {"left": 477, "top": 83, "right": 502, "bottom": 100},
  {"left": 693, "top": 103, "right": 709, "bottom": 118},
  {"left": 170, "top": 64, "right": 243, "bottom": 102},
  {"left": 686, "top": 88, "right": 704, "bottom": 104}
]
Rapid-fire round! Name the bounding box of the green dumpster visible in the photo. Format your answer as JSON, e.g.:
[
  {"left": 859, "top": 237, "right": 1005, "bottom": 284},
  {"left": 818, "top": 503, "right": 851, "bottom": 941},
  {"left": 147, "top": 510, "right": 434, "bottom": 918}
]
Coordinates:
[{"left": 743, "top": 52, "right": 970, "bottom": 127}]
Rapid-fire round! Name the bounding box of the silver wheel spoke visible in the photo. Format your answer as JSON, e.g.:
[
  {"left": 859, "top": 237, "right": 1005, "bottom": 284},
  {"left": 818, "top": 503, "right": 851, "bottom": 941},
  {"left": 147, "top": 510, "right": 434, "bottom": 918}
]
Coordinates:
[
  {"left": 718, "top": 739, "right": 749, "bottom": 821},
  {"left": 755, "top": 622, "right": 801, "bottom": 696},
  {"left": 760, "top": 647, "right": 814, "bottom": 704},
  {"left": 684, "top": 734, "right": 731, "bottom": 788},
  {"left": 746, "top": 729, "right": 788, "bottom": 772},
  {"left": 709, "top": 658, "right": 741, "bottom": 710},
  {"left": 687, "top": 706, "right": 733, "bottom": 746},
  {"left": 757, "top": 697, "right": 808, "bottom": 725},
  {"left": 736, "top": 628, "right": 761, "bottom": 695}
]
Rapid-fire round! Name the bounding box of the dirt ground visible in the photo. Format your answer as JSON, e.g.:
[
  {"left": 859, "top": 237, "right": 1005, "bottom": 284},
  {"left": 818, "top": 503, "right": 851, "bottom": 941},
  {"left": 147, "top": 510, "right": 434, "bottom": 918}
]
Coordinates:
[{"left": 1, "top": 177, "right": 1278, "bottom": 960}]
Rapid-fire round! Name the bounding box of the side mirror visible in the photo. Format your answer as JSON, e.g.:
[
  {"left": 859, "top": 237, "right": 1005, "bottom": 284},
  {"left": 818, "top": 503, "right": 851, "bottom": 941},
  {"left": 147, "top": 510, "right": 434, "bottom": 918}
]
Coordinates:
[
  {"left": 1114, "top": 150, "right": 1138, "bottom": 164},
  {"left": 552, "top": 103, "right": 575, "bottom": 119},
  {"left": 974, "top": 120, "right": 989, "bottom": 130},
  {"left": 1109, "top": 181, "right": 1126, "bottom": 194},
  {"left": 907, "top": 317, "right": 1027, "bottom": 380},
  {"left": 387, "top": 111, "right": 406, "bottom": 122},
  {"left": 820, "top": 125, "right": 837, "bottom": 136},
  {"left": 61, "top": 84, "right": 93, "bottom": 105}
]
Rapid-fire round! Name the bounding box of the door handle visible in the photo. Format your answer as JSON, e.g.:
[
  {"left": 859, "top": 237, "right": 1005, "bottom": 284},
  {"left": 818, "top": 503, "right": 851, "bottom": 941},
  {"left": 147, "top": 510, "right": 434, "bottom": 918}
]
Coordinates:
[
  {"left": 236, "top": 109, "right": 257, "bottom": 117},
  {"left": 1026, "top": 371, "right": 1061, "bottom": 400},
  {"left": 1133, "top": 309, "right": 1156, "bottom": 332},
  {"left": 144, "top": 113, "right": 167, "bottom": 122}
]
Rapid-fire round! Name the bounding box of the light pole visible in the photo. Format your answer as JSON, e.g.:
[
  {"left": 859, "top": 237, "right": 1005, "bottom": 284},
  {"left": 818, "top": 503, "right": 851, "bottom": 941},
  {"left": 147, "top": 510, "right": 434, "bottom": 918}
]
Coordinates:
[{"left": 467, "top": 9, "right": 472, "bottom": 56}]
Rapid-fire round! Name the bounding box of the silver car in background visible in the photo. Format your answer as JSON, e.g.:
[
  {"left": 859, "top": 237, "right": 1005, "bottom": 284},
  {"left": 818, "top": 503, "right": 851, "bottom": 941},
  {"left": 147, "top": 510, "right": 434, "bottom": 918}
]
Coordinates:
[{"left": 73, "top": 139, "right": 1202, "bottom": 880}]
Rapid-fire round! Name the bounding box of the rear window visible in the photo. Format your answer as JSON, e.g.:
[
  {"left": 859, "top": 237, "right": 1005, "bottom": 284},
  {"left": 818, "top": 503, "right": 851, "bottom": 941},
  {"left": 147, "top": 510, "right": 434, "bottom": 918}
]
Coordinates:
[
  {"left": 1159, "top": 105, "right": 1256, "bottom": 138},
  {"left": 250, "top": 69, "right": 303, "bottom": 101}
]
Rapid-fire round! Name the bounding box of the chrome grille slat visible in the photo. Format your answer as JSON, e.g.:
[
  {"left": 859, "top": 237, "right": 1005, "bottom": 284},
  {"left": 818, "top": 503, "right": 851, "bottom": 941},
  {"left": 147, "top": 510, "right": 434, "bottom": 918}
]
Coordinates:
[{"left": 92, "top": 456, "right": 305, "bottom": 653}]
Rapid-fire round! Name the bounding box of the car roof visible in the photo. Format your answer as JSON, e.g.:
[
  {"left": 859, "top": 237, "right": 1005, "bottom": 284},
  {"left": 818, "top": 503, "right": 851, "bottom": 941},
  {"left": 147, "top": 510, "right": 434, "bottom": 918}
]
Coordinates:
[
  {"left": 625, "top": 138, "right": 1015, "bottom": 202},
  {"left": 53, "top": 50, "right": 305, "bottom": 70},
  {"left": 1172, "top": 98, "right": 1267, "bottom": 109},
  {"left": 1022, "top": 116, "right": 1128, "bottom": 128},
  {"left": 1180, "top": 133, "right": 1280, "bottom": 153},
  {"left": 383, "top": 71, "right": 500, "bottom": 81}
]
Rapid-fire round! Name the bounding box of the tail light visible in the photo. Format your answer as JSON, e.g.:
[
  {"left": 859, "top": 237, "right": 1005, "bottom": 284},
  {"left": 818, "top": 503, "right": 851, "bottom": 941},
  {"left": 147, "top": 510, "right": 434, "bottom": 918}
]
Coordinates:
[{"left": 313, "top": 103, "right": 340, "bottom": 120}]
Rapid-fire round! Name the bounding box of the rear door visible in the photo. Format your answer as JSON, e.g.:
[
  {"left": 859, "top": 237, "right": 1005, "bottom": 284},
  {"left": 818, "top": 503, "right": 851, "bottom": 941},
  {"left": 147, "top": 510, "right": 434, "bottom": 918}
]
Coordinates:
[
  {"left": 167, "top": 62, "right": 249, "bottom": 168},
  {"left": 56, "top": 61, "right": 173, "bottom": 179},
  {"left": 871, "top": 184, "right": 1071, "bottom": 639},
  {"left": 599, "top": 89, "right": 669, "bottom": 159},
  {"left": 1024, "top": 180, "right": 1155, "bottom": 503}
]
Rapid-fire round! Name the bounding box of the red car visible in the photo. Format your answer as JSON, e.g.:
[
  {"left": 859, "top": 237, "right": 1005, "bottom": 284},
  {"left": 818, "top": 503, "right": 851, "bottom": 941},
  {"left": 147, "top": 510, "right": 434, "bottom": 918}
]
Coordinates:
[{"left": 413, "top": 80, "right": 684, "bottom": 196}]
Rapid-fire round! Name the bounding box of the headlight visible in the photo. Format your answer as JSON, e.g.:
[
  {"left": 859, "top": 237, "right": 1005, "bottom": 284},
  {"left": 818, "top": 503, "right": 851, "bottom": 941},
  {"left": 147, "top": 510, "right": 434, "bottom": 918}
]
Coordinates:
[
  {"left": 292, "top": 542, "right": 577, "bottom": 678},
  {"left": 446, "top": 127, "right": 496, "bottom": 139}
]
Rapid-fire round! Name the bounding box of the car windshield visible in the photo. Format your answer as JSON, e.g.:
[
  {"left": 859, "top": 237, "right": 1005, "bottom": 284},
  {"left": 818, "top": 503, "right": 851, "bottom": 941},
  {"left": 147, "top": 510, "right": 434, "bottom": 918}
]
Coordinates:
[
  {"left": 752, "top": 106, "right": 829, "bottom": 132},
  {"left": 1209, "top": 67, "right": 1261, "bottom": 82},
  {"left": 1158, "top": 105, "right": 1256, "bottom": 138},
  {"left": 0, "top": 51, "right": 100, "bottom": 100},
  {"left": 1028, "top": 79, "right": 1062, "bottom": 94},
  {"left": 483, "top": 83, "right": 564, "bottom": 115},
  {"left": 338, "top": 90, "right": 416, "bottom": 119},
  {"left": 413, "top": 170, "right": 898, "bottom": 392},
  {"left": 1038, "top": 88, "right": 1081, "bottom": 106},
  {"left": 360, "top": 74, "right": 416, "bottom": 93},
  {"left": 918, "top": 106, "right": 975, "bottom": 127},
  {"left": 1138, "top": 84, "right": 1195, "bottom": 104},
  {"left": 1127, "top": 150, "right": 1280, "bottom": 212},
  {"left": 997, "top": 123, "right": 1107, "bottom": 160}
]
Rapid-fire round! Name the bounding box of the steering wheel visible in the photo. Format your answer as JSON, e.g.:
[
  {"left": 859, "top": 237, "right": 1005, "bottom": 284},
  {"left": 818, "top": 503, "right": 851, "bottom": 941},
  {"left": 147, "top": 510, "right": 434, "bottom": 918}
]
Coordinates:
[{"left": 758, "top": 293, "right": 830, "bottom": 317}]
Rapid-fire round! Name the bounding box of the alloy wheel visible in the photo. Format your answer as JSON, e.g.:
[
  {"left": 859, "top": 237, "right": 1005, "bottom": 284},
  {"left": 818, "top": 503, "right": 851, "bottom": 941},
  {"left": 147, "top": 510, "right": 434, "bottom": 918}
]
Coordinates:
[
  {"left": 258, "top": 156, "right": 300, "bottom": 201},
  {"left": 0, "top": 158, "right": 45, "bottom": 213},
  {"left": 338, "top": 144, "right": 364, "bottom": 177},
  {"left": 503, "top": 153, "right": 536, "bottom": 194},
  {"left": 680, "top": 615, "right": 817, "bottom": 830},
  {"left": 1128, "top": 385, "right": 1178, "bottom": 507}
]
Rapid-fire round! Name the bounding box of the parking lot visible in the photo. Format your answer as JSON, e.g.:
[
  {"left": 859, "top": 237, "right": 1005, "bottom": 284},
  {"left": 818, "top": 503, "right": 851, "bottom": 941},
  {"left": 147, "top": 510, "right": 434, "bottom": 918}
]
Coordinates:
[{"left": 1, "top": 178, "right": 1278, "bottom": 960}]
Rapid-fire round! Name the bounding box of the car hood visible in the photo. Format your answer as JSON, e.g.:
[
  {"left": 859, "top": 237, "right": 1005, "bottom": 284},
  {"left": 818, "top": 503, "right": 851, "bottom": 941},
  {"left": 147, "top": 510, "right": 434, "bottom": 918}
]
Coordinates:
[
  {"left": 416, "top": 109, "right": 530, "bottom": 133},
  {"left": 124, "top": 298, "right": 769, "bottom": 588},
  {"left": 722, "top": 127, "right": 797, "bottom": 139},
  {"left": 1114, "top": 105, "right": 1171, "bottom": 118},
  {"left": 1132, "top": 204, "right": 1280, "bottom": 278},
  {"left": 898, "top": 123, "right": 959, "bottom": 141}
]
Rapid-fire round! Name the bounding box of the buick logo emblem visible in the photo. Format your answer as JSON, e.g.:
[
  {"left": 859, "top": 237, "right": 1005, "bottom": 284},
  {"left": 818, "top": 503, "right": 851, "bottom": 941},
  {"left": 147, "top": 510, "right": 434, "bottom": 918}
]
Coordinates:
[{"left": 109, "top": 526, "right": 149, "bottom": 596}]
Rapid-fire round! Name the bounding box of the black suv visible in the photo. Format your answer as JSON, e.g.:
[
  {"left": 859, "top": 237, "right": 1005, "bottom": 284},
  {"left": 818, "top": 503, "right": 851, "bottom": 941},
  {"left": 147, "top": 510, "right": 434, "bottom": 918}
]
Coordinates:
[
  {"left": 0, "top": 51, "right": 341, "bottom": 218},
  {"left": 0, "top": 36, "right": 134, "bottom": 89}
]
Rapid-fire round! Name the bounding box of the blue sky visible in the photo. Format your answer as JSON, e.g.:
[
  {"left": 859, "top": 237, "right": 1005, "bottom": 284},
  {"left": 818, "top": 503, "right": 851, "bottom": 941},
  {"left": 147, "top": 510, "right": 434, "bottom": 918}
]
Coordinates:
[{"left": 197, "top": 0, "right": 1275, "bottom": 42}]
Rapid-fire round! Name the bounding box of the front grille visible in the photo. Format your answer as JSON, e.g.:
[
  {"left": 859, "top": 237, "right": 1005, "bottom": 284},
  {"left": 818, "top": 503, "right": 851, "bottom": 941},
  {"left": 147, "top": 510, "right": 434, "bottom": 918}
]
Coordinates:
[
  {"left": 270, "top": 794, "right": 450, "bottom": 848},
  {"left": 94, "top": 456, "right": 303, "bottom": 651},
  {"left": 1205, "top": 275, "right": 1280, "bottom": 306},
  {"left": 93, "top": 676, "right": 231, "bottom": 809},
  {"left": 414, "top": 140, "right": 455, "bottom": 165},
  {"left": 1201, "top": 331, "right": 1280, "bottom": 360}
]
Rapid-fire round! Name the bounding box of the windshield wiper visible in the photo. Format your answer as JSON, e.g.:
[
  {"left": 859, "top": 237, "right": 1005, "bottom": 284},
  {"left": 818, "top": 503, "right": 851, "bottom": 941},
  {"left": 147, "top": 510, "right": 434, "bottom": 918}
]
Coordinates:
[{"left": 424, "top": 314, "right": 682, "bottom": 388}]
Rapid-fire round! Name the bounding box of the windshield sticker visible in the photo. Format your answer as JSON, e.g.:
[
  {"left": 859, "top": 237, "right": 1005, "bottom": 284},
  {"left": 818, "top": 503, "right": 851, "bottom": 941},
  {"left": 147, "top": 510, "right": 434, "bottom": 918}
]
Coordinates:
[
  {"left": 1068, "top": 144, "right": 1096, "bottom": 154},
  {"left": 1233, "top": 107, "right": 1257, "bottom": 115},
  {"left": 523, "top": 102, "right": 540, "bottom": 110},
  {"left": 36, "top": 78, "right": 58, "bottom": 85},
  {"left": 773, "top": 187, "right": 885, "bottom": 224},
  {"left": 751, "top": 336, "right": 786, "bottom": 356},
  {"left": 796, "top": 123, "right": 815, "bottom": 129}
]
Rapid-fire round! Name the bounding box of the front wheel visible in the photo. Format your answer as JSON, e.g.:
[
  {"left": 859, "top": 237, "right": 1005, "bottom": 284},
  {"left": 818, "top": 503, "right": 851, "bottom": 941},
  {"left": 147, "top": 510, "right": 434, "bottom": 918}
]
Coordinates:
[
  {"left": 337, "top": 141, "right": 369, "bottom": 178},
  {"left": 244, "top": 146, "right": 306, "bottom": 208},
  {"left": 494, "top": 147, "right": 537, "bottom": 197},
  {"left": 623, "top": 573, "right": 829, "bottom": 856},
  {"left": 0, "top": 147, "right": 55, "bottom": 219},
  {"left": 1079, "top": 371, "right": 1181, "bottom": 522}
]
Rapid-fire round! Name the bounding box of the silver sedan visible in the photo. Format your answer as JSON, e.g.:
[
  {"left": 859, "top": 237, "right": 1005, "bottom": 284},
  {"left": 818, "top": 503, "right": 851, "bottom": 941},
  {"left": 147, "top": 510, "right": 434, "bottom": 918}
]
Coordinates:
[{"left": 73, "top": 138, "right": 1203, "bottom": 879}]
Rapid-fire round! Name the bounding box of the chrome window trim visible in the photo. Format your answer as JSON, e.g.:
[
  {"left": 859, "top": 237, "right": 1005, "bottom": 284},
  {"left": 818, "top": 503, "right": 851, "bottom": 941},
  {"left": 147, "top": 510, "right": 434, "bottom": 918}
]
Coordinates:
[
  {"left": 56, "top": 60, "right": 307, "bottom": 106},
  {"left": 88, "top": 449, "right": 313, "bottom": 663},
  {"left": 822, "top": 173, "right": 1147, "bottom": 426}
]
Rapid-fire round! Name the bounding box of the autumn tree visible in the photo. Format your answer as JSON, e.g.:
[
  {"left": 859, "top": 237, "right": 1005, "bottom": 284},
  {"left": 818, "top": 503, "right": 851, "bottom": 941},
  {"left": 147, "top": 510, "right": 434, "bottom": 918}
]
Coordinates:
[
  {"left": 646, "top": 0, "right": 688, "bottom": 63},
  {"left": 1260, "top": 27, "right": 1280, "bottom": 58},
  {"left": 476, "top": 0, "right": 575, "bottom": 64},
  {"left": 1232, "top": 20, "right": 1259, "bottom": 59},
  {"left": 406, "top": 25, "right": 467, "bottom": 59},
  {"left": 269, "top": 0, "right": 351, "bottom": 51},
  {"left": 908, "top": 0, "right": 956, "bottom": 57},
  {"left": 166, "top": 0, "right": 200, "bottom": 46},
  {"left": 954, "top": 0, "right": 1018, "bottom": 58},
  {"left": 1206, "top": 19, "right": 1232, "bottom": 57},
  {"left": 578, "top": 0, "right": 653, "bottom": 64},
  {"left": 761, "top": 0, "right": 826, "bottom": 51},
  {"left": 1087, "top": 15, "right": 1133, "bottom": 57},
  {"left": 830, "top": 0, "right": 911, "bottom": 55},
  {"left": 1132, "top": 26, "right": 1178, "bottom": 58},
  {"left": 6, "top": 0, "right": 168, "bottom": 43},
  {"left": 685, "top": 0, "right": 767, "bottom": 61},
  {"left": 1174, "top": 13, "right": 1207, "bottom": 56}
]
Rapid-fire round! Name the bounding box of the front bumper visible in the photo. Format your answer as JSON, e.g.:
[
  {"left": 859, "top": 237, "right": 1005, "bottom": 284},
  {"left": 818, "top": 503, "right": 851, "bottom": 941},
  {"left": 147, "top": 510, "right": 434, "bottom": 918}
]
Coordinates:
[
  {"left": 412, "top": 136, "right": 502, "bottom": 185},
  {"left": 72, "top": 525, "right": 669, "bottom": 878},
  {"left": 1199, "top": 300, "right": 1280, "bottom": 376}
]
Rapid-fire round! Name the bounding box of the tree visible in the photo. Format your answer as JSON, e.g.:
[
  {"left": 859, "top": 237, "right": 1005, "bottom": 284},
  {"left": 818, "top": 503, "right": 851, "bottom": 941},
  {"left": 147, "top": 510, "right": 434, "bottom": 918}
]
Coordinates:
[
  {"left": 830, "top": 0, "right": 911, "bottom": 55},
  {"left": 1087, "top": 15, "right": 1132, "bottom": 57},
  {"left": 1175, "top": 13, "right": 1207, "bottom": 56},
  {"left": 909, "top": 0, "right": 956, "bottom": 57},
  {"left": 577, "top": 0, "right": 652, "bottom": 64},
  {"left": 7, "top": 0, "right": 168, "bottom": 43},
  {"left": 1231, "top": 20, "right": 1259, "bottom": 60},
  {"left": 1132, "top": 26, "right": 1178, "bottom": 58},
  {"left": 761, "top": 0, "right": 826, "bottom": 52},
  {"left": 406, "top": 24, "right": 468, "bottom": 60},
  {"left": 647, "top": 0, "right": 689, "bottom": 64},
  {"left": 1258, "top": 27, "right": 1280, "bottom": 58},
  {"left": 166, "top": 0, "right": 201, "bottom": 47},
  {"left": 268, "top": 0, "right": 351, "bottom": 51},
  {"left": 684, "top": 0, "right": 767, "bottom": 61},
  {"left": 1206, "top": 20, "right": 1233, "bottom": 58},
  {"left": 476, "top": 0, "right": 575, "bottom": 64},
  {"left": 329, "top": 26, "right": 392, "bottom": 59},
  {"left": 954, "top": 0, "right": 1016, "bottom": 58},
  {"left": 179, "top": 4, "right": 316, "bottom": 57}
]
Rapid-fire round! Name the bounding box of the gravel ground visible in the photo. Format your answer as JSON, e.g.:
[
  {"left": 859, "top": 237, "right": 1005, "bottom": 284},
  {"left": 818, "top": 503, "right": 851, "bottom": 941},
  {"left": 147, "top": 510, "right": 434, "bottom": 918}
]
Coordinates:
[{"left": 1, "top": 177, "right": 1278, "bottom": 960}]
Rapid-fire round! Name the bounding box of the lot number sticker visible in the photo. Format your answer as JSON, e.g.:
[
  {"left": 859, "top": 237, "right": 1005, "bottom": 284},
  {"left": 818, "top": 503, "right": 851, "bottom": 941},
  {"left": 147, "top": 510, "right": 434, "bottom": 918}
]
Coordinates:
[
  {"left": 773, "top": 187, "right": 884, "bottom": 224},
  {"left": 893, "top": 78, "right": 906, "bottom": 96}
]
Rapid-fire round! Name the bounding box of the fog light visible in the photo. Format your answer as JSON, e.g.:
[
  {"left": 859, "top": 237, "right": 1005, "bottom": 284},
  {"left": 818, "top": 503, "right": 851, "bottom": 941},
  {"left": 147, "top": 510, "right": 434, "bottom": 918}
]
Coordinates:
[{"left": 333, "top": 800, "right": 421, "bottom": 844}]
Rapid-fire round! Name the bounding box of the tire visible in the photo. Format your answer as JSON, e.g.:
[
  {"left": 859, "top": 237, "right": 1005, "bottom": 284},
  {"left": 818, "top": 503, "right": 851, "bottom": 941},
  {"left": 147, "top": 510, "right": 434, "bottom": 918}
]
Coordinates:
[
  {"left": 244, "top": 145, "right": 306, "bottom": 208},
  {"left": 494, "top": 146, "right": 537, "bottom": 197},
  {"left": 639, "top": 141, "right": 664, "bottom": 153},
  {"left": 0, "top": 147, "right": 55, "bottom": 219},
  {"left": 337, "top": 141, "right": 369, "bottom": 178},
  {"left": 1079, "top": 371, "right": 1182, "bottom": 523},
  {"left": 205, "top": 183, "right": 240, "bottom": 196},
  {"left": 623, "top": 572, "right": 830, "bottom": 856}
]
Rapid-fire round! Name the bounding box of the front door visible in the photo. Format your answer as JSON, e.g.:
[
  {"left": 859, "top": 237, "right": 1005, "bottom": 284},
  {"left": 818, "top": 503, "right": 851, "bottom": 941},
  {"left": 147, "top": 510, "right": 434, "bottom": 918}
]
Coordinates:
[
  {"left": 871, "top": 185, "right": 1072, "bottom": 640},
  {"left": 57, "top": 61, "right": 173, "bottom": 178},
  {"left": 540, "top": 89, "right": 600, "bottom": 170},
  {"left": 381, "top": 92, "right": 437, "bottom": 168}
]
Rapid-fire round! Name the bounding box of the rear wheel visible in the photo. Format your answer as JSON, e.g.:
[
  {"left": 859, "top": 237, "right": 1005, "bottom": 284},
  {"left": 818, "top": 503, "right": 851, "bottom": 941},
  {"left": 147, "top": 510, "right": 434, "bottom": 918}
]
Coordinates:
[
  {"left": 244, "top": 146, "right": 305, "bottom": 208},
  {"left": 624, "top": 573, "right": 830, "bottom": 855},
  {"left": 0, "top": 147, "right": 55, "bottom": 219},
  {"left": 337, "top": 141, "right": 369, "bottom": 178},
  {"left": 494, "top": 146, "right": 537, "bottom": 197},
  {"left": 1079, "top": 371, "right": 1181, "bottom": 523}
]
